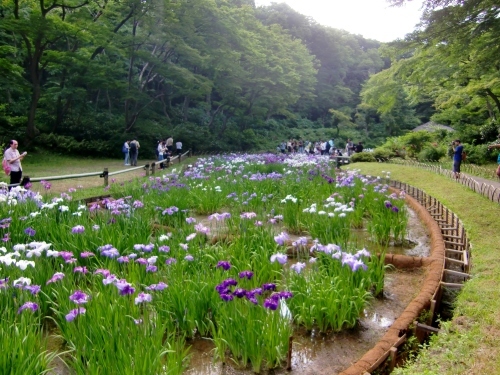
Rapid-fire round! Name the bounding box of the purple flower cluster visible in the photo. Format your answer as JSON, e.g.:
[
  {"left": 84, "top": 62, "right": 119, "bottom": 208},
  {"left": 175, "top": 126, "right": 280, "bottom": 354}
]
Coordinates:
[
  {"left": 162, "top": 206, "right": 179, "bottom": 216},
  {"left": 215, "top": 278, "right": 292, "bottom": 308},
  {"left": 263, "top": 291, "right": 293, "bottom": 311}
]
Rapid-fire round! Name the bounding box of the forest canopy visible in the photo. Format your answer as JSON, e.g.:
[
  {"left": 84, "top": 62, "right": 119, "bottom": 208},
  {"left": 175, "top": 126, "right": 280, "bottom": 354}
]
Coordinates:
[{"left": 1, "top": 0, "right": 498, "bottom": 156}]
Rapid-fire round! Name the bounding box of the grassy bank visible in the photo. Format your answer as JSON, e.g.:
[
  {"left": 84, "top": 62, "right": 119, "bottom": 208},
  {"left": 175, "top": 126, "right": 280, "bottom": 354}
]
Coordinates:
[{"left": 350, "top": 162, "right": 500, "bottom": 375}]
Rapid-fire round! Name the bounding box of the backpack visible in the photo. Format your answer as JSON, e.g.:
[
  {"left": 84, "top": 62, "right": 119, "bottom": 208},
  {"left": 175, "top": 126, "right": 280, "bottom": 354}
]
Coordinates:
[
  {"left": 461, "top": 151, "right": 467, "bottom": 161},
  {"left": 129, "top": 142, "right": 137, "bottom": 152},
  {"left": 2, "top": 159, "right": 11, "bottom": 176}
]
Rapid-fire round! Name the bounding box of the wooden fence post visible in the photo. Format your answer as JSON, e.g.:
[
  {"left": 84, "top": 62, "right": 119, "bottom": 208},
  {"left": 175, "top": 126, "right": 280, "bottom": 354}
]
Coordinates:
[
  {"left": 103, "top": 168, "right": 108, "bottom": 186},
  {"left": 151, "top": 162, "right": 156, "bottom": 175}
]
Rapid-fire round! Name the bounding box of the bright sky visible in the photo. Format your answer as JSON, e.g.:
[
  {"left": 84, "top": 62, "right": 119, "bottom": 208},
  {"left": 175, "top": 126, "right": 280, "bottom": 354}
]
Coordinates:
[{"left": 254, "top": 0, "right": 425, "bottom": 42}]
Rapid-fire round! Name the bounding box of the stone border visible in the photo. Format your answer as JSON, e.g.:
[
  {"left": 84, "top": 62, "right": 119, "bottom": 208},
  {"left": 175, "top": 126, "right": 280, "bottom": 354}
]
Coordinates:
[{"left": 339, "top": 190, "right": 446, "bottom": 375}]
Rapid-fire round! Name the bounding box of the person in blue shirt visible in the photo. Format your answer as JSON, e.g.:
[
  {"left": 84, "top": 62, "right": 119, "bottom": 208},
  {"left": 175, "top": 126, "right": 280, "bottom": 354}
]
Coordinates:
[
  {"left": 452, "top": 139, "right": 464, "bottom": 179},
  {"left": 488, "top": 140, "right": 500, "bottom": 178}
]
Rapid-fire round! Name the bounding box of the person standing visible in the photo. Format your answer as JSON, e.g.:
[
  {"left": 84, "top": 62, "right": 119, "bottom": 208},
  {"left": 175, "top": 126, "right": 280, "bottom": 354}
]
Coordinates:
[
  {"left": 4, "top": 140, "right": 27, "bottom": 186},
  {"left": 346, "top": 139, "right": 354, "bottom": 156},
  {"left": 122, "top": 140, "right": 130, "bottom": 165},
  {"left": 452, "top": 139, "right": 463, "bottom": 179},
  {"left": 129, "top": 139, "right": 140, "bottom": 166},
  {"left": 166, "top": 136, "right": 174, "bottom": 153},
  {"left": 157, "top": 140, "right": 166, "bottom": 169},
  {"left": 176, "top": 140, "right": 183, "bottom": 156},
  {"left": 488, "top": 141, "right": 500, "bottom": 178},
  {"left": 354, "top": 142, "right": 364, "bottom": 153}
]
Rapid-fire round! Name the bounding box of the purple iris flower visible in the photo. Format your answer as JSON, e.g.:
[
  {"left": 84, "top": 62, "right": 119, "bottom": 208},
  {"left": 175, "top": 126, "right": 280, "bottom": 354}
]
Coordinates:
[
  {"left": 80, "top": 251, "right": 95, "bottom": 258},
  {"left": 238, "top": 271, "right": 253, "bottom": 280},
  {"left": 290, "top": 262, "right": 306, "bottom": 274},
  {"left": 24, "top": 285, "right": 41, "bottom": 295},
  {"left": 69, "top": 290, "right": 90, "bottom": 304},
  {"left": 132, "top": 200, "right": 144, "bottom": 208},
  {"left": 159, "top": 245, "right": 170, "bottom": 252},
  {"left": 233, "top": 288, "right": 246, "bottom": 298},
  {"left": 115, "top": 280, "right": 135, "bottom": 295},
  {"left": 280, "top": 291, "right": 293, "bottom": 299},
  {"left": 220, "top": 293, "right": 234, "bottom": 302},
  {"left": 384, "top": 200, "right": 393, "bottom": 208},
  {"left": 273, "top": 232, "right": 289, "bottom": 246},
  {"left": 18, "top": 301, "right": 39, "bottom": 314},
  {"left": 146, "top": 282, "right": 168, "bottom": 291},
  {"left": 135, "top": 258, "right": 148, "bottom": 265},
  {"left": 186, "top": 217, "right": 197, "bottom": 224},
  {"left": 146, "top": 265, "right": 157, "bottom": 273},
  {"left": 24, "top": 227, "right": 36, "bottom": 236},
  {"left": 216, "top": 261, "right": 231, "bottom": 271},
  {"left": 101, "top": 248, "right": 120, "bottom": 258},
  {"left": 165, "top": 258, "right": 177, "bottom": 265},
  {"left": 392, "top": 206, "right": 399, "bottom": 213},
  {"left": 262, "top": 283, "right": 276, "bottom": 291},
  {"left": 65, "top": 307, "right": 86, "bottom": 322},
  {"left": 143, "top": 243, "right": 155, "bottom": 252},
  {"left": 71, "top": 225, "right": 85, "bottom": 234},
  {"left": 270, "top": 253, "right": 288, "bottom": 264},
  {"left": 184, "top": 255, "right": 194, "bottom": 261},
  {"left": 263, "top": 298, "right": 279, "bottom": 310},
  {"left": 117, "top": 256, "right": 130, "bottom": 263},
  {"left": 73, "top": 266, "right": 88, "bottom": 274},
  {"left": 94, "top": 269, "right": 111, "bottom": 277},
  {"left": 134, "top": 292, "right": 152, "bottom": 305},
  {"left": 46, "top": 272, "right": 65, "bottom": 285}
]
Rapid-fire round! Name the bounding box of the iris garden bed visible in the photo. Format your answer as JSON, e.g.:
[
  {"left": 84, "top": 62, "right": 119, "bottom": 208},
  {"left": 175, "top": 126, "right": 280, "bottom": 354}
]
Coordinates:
[{"left": 0, "top": 153, "right": 412, "bottom": 374}]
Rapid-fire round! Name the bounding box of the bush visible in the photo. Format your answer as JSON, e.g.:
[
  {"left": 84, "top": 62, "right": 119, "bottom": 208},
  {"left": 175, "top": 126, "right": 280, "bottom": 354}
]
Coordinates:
[
  {"left": 372, "top": 148, "right": 395, "bottom": 161},
  {"left": 462, "top": 144, "right": 491, "bottom": 165},
  {"left": 417, "top": 146, "right": 446, "bottom": 162},
  {"left": 350, "top": 152, "right": 376, "bottom": 163}
]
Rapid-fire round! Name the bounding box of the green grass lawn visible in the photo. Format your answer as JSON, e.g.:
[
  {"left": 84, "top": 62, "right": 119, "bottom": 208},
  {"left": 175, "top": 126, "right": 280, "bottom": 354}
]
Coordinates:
[{"left": 350, "top": 162, "right": 500, "bottom": 375}]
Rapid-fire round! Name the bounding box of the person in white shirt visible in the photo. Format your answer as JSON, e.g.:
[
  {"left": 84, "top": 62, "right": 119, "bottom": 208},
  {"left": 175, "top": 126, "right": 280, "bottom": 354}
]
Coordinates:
[
  {"left": 123, "top": 141, "right": 130, "bottom": 165},
  {"left": 176, "top": 141, "right": 182, "bottom": 156},
  {"left": 4, "top": 140, "right": 27, "bottom": 186}
]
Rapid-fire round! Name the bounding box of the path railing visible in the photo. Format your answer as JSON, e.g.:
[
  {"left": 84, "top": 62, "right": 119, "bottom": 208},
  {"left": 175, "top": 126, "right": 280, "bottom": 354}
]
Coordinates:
[
  {"left": 386, "top": 158, "right": 500, "bottom": 203},
  {"left": 7, "top": 149, "right": 192, "bottom": 188}
]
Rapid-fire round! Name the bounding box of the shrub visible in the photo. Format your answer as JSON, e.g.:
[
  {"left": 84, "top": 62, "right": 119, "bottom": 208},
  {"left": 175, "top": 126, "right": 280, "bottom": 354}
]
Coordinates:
[
  {"left": 417, "top": 146, "right": 446, "bottom": 162},
  {"left": 463, "top": 144, "right": 491, "bottom": 165},
  {"left": 350, "top": 152, "right": 376, "bottom": 163},
  {"left": 372, "top": 148, "right": 394, "bottom": 161}
]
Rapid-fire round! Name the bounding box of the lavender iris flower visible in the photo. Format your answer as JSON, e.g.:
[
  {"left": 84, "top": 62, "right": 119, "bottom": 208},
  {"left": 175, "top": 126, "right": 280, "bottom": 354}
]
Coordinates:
[
  {"left": 71, "top": 225, "right": 85, "bottom": 234},
  {"left": 18, "top": 301, "right": 39, "bottom": 314},
  {"left": 69, "top": 290, "right": 90, "bottom": 304},
  {"left": 270, "top": 253, "right": 287, "bottom": 264},
  {"left": 65, "top": 307, "right": 86, "bottom": 322},
  {"left": 134, "top": 292, "right": 152, "bottom": 305}
]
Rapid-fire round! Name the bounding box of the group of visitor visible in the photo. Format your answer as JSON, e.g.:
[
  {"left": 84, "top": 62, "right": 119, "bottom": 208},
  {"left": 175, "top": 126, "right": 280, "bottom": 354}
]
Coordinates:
[
  {"left": 278, "top": 138, "right": 363, "bottom": 157},
  {"left": 122, "top": 139, "right": 140, "bottom": 166},
  {"left": 122, "top": 136, "right": 183, "bottom": 169}
]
